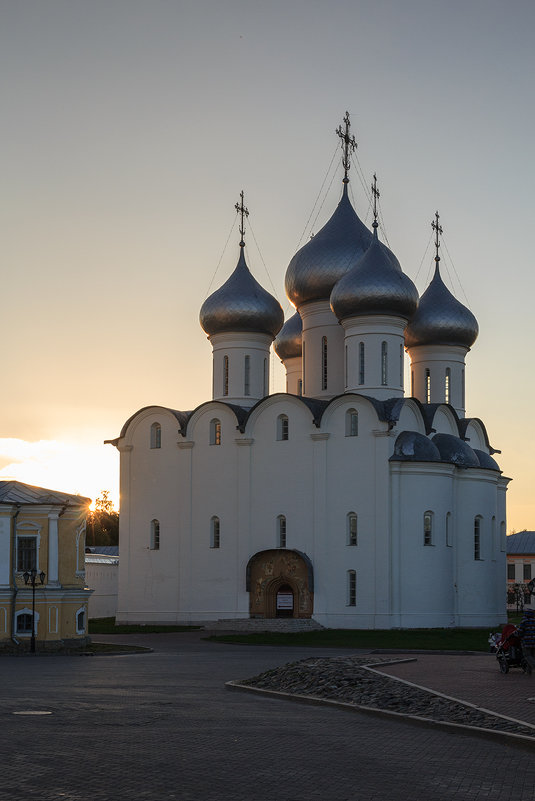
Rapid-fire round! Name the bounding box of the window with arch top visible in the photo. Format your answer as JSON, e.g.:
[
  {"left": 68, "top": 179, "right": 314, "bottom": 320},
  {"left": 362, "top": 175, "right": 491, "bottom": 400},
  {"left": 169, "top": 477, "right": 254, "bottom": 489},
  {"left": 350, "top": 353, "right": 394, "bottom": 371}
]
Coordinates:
[
  {"left": 474, "top": 516, "right": 482, "bottom": 560},
  {"left": 223, "top": 355, "right": 229, "bottom": 396},
  {"left": 345, "top": 409, "right": 358, "bottom": 437},
  {"left": 244, "top": 355, "right": 250, "bottom": 396},
  {"left": 277, "top": 414, "right": 289, "bottom": 441},
  {"left": 321, "top": 336, "right": 328, "bottom": 390},
  {"left": 150, "top": 422, "right": 162, "bottom": 449},
  {"left": 347, "top": 570, "right": 357, "bottom": 606},
  {"left": 210, "top": 418, "right": 221, "bottom": 446},
  {"left": 210, "top": 516, "right": 220, "bottom": 549},
  {"left": 347, "top": 513, "right": 357, "bottom": 546},
  {"left": 277, "top": 515, "right": 287, "bottom": 548},
  {"left": 381, "top": 341, "right": 388, "bottom": 386},
  {"left": 424, "top": 511, "right": 433, "bottom": 546}
]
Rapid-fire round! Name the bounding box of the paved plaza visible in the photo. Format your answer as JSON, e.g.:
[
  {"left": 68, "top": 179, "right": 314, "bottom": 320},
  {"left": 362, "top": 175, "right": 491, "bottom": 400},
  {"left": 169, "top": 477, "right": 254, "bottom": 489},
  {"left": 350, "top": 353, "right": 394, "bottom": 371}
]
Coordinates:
[{"left": 1, "top": 632, "right": 535, "bottom": 801}]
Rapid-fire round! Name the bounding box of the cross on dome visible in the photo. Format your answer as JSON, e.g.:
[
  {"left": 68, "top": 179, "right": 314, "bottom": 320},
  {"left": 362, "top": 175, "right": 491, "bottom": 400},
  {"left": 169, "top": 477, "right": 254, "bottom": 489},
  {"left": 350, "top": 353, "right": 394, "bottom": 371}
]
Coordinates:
[
  {"left": 235, "top": 190, "right": 249, "bottom": 247},
  {"left": 372, "top": 173, "right": 380, "bottom": 230},
  {"left": 336, "top": 111, "right": 357, "bottom": 184},
  {"left": 432, "top": 211, "right": 443, "bottom": 263}
]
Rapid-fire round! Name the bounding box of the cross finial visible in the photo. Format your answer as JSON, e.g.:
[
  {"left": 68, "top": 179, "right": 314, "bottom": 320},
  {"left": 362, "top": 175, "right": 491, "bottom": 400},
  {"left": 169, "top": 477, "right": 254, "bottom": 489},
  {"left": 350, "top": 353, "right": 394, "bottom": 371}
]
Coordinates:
[
  {"left": 371, "top": 173, "right": 380, "bottom": 230},
  {"left": 336, "top": 111, "right": 357, "bottom": 184},
  {"left": 432, "top": 211, "right": 443, "bottom": 262},
  {"left": 235, "top": 190, "right": 249, "bottom": 247}
]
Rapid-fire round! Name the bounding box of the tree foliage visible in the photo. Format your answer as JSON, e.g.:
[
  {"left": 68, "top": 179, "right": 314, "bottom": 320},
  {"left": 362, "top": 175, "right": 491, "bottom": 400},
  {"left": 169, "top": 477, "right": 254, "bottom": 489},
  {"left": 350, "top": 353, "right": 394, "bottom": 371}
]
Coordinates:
[{"left": 86, "top": 491, "right": 119, "bottom": 547}]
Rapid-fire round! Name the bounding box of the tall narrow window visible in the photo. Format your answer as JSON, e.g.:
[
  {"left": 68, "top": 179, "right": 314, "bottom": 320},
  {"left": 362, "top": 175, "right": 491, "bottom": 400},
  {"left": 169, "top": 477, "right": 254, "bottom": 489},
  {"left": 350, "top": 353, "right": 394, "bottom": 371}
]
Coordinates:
[
  {"left": 359, "top": 342, "right": 365, "bottom": 385},
  {"left": 445, "top": 368, "right": 451, "bottom": 404},
  {"left": 150, "top": 519, "right": 160, "bottom": 550},
  {"left": 297, "top": 379, "right": 303, "bottom": 397},
  {"left": 277, "top": 515, "right": 287, "bottom": 548},
  {"left": 445, "top": 512, "right": 452, "bottom": 547},
  {"left": 244, "top": 355, "right": 250, "bottom": 396},
  {"left": 399, "top": 344, "right": 404, "bottom": 388},
  {"left": 223, "top": 355, "right": 229, "bottom": 396},
  {"left": 462, "top": 368, "right": 465, "bottom": 408},
  {"left": 210, "top": 418, "right": 221, "bottom": 445},
  {"left": 500, "top": 522, "right": 506, "bottom": 552},
  {"left": 263, "top": 358, "right": 267, "bottom": 397},
  {"left": 302, "top": 341, "right": 306, "bottom": 394},
  {"left": 210, "top": 516, "right": 220, "bottom": 549},
  {"left": 150, "top": 422, "right": 162, "bottom": 449},
  {"left": 277, "top": 414, "right": 289, "bottom": 441},
  {"left": 381, "top": 341, "right": 388, "bottom": 386},
  {"left": 344, "top": 344, "right": 348, "bottom": 389},
  {"left": 321, "top": 337, "right": 328, "bottom": 390},
  {"left": 345, "top": 409, "right": 358, "bottom": 437},
  {"left": 17, "top": 537, "right": 37, "bottom": 572},
  {"left": 474, "top": 516, "right": 481, "bottom": 560},
  {"left": 347, "top": 513, "right": 357, "bottom": 546},
  {"left": 425, "top": 369, "right": 431, "bottom": 404},
  {"left": 491, "top": 516, "right": 496, "bottom": 557},
  {"left": 347, "top": 570, "right": 357, "bottom": 606},
  {"left": 423, "top": 511, "right": 433, "bottom": 546},
  {"left": 411, "top": 370, "right": 414, "bottom": 397}
]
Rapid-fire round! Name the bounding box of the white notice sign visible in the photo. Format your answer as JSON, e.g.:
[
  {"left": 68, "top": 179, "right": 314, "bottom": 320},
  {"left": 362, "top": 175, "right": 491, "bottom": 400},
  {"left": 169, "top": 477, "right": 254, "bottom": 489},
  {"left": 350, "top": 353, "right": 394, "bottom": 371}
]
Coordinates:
[{"left": 277, "top": 593, "right": 293, "bottom": 609}]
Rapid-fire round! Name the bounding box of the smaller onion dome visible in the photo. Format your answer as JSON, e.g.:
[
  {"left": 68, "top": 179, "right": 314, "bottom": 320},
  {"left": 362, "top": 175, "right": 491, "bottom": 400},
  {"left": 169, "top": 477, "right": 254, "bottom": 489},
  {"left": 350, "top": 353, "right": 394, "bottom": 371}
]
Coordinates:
[
  {"left": 405, "top": 264, "right": 478, "bottom": 349},
  {"left": 274, "top": 310, "right": 302, "bottom": 361},
  {"left": 431, "top": 433, "right": 480, "bottom": 468},
  {"left": 285, "top": 185, "right": 373, "bottom": 308},
  {"left": 200, "top": 247, "right": 284, "bottom": 339},
  {"left": 473, "top": 449, "right": 501, "bottom": 471},
  {"left": 330, "top": 229, "right": 419, "bottom": 321},
  {"left": 391, "top": 431, "right": 441, "bottom": 462}
]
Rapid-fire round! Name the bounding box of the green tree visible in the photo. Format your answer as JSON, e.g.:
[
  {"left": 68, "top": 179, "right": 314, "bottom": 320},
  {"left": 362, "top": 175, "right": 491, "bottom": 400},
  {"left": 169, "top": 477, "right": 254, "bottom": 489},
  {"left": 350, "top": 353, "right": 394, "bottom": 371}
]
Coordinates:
[{"left": 87, "top": 491, "right": 119, "bottom": 547}]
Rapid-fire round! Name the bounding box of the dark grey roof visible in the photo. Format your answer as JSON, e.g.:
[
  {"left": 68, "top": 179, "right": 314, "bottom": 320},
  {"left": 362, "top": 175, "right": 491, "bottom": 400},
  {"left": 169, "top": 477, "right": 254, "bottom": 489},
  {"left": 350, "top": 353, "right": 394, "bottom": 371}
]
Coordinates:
[
  {"left": 111, "top": 406, "right": 192, "bottom": 443},
  {"left": 405, "top": 263, "right": 478, "bottom": 349},
  {"left": 390, "top": 431, "right": 442, "bottom": 462},
  {"left": 330, "top": 230, "right": 418, "bottom": 322},
  {"left": 285, "top": 184, "right": 373, "bottom": 307},
  {"left": 0, "top": 480, "right": 90, "bottom": 506},
  {"left": 199, "top": 246, "right": 284, "bottom": 338},
  {"left": 473, "top": 449, "right": 501, "bottom": 471},
  {"left": 431, "top": 433, "right": 480, "bottom": 468},
  {"left": 273, "top": 310, "right": 302, "bottom": 360},
  {"left": 506, "top": 532, "right": 535, "bottom": 554}
]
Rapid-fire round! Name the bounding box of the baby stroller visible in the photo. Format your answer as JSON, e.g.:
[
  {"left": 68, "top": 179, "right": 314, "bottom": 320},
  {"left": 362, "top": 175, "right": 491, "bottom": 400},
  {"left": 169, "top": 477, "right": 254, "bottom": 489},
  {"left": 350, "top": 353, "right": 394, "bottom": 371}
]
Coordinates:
[{"left": 493, "top": 624, "right": 530, "bottom": 674}]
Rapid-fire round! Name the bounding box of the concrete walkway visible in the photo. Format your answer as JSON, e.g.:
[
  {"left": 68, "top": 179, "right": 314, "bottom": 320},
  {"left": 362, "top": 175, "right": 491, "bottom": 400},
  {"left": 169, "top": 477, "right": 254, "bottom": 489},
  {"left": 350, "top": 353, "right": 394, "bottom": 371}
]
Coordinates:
[{"left": 1, "top": 632, "right": 534, "bottom": 801}]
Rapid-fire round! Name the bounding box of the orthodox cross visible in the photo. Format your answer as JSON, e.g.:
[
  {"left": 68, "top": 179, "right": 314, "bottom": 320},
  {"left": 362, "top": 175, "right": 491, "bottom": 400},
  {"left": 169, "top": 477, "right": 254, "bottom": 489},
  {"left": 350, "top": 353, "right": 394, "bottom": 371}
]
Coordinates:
[
  {"left": 336, "top": 111, "right": 357, "bottom": 183},
  {"left": 235, "top": 190, "right": 249, "bottom": 246},
  {"left": 432, "top": 211, "right": 443, "bottom": 262},
  {"left": 371, "top": 173, "right": 380, "bottom": 230}
]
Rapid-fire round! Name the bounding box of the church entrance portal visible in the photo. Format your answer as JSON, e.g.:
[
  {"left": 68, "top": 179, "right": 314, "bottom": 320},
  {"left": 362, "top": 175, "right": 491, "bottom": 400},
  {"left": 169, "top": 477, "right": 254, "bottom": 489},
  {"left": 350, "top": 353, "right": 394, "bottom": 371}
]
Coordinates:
[{"left": 246, "top": 550, "right": 314, "bottom": 619}]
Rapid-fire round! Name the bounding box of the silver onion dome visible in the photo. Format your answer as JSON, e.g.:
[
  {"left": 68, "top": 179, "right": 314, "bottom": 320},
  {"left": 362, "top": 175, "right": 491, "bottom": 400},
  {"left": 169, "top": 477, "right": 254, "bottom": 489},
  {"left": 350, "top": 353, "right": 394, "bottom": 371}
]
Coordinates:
[
  {"left": 200, "top": 247, "right": 284, "bottom": 338},
  {"left": 330, "top": 229, "right": 419, "bottom": 321},
  {"left": 285, "top": 185, "right": 373, "bottom": 308},
  {"left": 273, "top": 310, "right": 302, "bottom": 361},
  {"left": 404, "top": 264, "right": 478, "bottom": 349}
]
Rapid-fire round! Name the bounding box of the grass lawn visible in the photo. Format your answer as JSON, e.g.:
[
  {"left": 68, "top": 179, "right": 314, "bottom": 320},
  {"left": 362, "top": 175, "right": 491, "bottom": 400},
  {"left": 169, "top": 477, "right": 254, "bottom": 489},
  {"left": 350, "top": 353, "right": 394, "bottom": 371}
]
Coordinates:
[
  {"left": 89, "top": 617, "right": 201, "bottom": 635},
  {"left": 206, "top": 626, "right": 508, "bottom": 651}
]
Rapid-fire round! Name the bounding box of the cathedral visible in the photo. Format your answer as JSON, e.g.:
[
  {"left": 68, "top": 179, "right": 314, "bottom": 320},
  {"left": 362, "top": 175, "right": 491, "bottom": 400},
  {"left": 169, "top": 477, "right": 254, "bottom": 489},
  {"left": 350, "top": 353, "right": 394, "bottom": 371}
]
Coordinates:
[{"left": 110, "top": 117, "right": 509, "bottom": 629}]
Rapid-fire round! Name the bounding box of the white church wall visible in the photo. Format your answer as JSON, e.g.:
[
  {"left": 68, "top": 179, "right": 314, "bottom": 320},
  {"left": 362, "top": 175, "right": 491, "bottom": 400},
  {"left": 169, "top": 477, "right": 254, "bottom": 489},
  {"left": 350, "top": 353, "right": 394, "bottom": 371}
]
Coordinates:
[
  {"left": 395, "top": 400, "right": 426, "bottom": 436},
  {"left": 463, "top": 420, "right": 488, "bottom": 453},
  {"left": 431, "top": 406, "right": 460, "bottom": 436},
  {"left": 116, "top": 408, "right": 182, "bottom": 623}
]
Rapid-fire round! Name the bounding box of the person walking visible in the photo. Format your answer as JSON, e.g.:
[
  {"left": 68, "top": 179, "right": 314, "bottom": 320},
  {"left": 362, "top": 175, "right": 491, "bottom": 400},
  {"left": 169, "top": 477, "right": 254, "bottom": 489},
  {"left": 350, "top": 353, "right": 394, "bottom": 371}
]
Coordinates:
[{"left": 517, "top": 608, "right": 535, "bottom": 674}]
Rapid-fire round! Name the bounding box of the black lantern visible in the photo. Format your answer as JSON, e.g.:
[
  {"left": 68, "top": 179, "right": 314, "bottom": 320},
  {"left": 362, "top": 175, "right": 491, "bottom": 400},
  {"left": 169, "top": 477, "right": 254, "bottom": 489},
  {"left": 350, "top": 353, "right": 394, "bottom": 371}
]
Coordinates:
[{"left": 23, "top": 567, "right": 46, "bottom": 653}]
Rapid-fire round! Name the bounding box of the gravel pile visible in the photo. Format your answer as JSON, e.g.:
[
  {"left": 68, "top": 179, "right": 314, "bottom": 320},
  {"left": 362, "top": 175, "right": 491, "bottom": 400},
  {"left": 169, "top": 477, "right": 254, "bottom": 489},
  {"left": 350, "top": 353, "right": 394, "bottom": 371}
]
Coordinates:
[{"left": 239, "top": 655, "right": 535, "bottom": 738}]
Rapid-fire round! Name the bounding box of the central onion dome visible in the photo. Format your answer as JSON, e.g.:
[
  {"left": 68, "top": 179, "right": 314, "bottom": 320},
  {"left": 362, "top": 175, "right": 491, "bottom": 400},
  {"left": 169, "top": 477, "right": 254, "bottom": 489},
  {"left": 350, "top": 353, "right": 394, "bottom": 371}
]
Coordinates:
[
  {"left": 330, "top": 228, "right": 419, "bottom": 321},
  {"left": 404, "top": 263, "right": 478, "bottom": 349},
  {"left": 285, "top": 185, "right": 373, "bottom": 308},
  {"left": 273, "top": 310, "right": 302, "bottom": 360},
  {"left": 200, "top": 247, "right": 284, "bottom": 338}
]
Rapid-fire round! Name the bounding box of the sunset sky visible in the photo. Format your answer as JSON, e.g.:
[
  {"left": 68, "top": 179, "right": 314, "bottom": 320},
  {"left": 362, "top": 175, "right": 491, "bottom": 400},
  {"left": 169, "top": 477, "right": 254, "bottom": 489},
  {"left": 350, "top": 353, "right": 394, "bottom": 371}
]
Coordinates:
[{"left": 1, "top": 1, "right": 533, "bottom": 528}]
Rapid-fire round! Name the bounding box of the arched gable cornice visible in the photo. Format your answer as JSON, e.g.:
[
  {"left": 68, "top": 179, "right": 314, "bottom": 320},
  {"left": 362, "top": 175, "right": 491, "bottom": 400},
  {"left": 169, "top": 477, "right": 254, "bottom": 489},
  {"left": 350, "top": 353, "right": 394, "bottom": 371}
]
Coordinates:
[
  {"left": 182, "top": 401, "right": 248, "bottom": 439},
  {"left": 394, "top": 398, "right": 427, "bottom": 435},
  {"left": 459, "top": 417, "right": 497, "bottom": 454},
  {"left": 319, "top": 392, "right": 384, "bottom": 429},
  {"left": 109, "top": 406, "right": 191, "bottom": 446},
  {"left": 429, "top": 404, "right": 460, "bottom": 437},
  {"left": 241, "top": 393, "right": 329, "bottom": 435},
  {"left": 246, "top": 549, "right": 314, "bottom": 592}
]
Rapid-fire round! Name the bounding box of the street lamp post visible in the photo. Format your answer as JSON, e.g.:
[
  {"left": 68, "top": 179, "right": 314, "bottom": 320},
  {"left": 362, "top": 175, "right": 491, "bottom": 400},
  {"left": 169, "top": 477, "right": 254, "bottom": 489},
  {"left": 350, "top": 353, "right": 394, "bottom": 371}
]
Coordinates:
[{"left": 23, "top": 567, "right": 46, "bottom": 653}]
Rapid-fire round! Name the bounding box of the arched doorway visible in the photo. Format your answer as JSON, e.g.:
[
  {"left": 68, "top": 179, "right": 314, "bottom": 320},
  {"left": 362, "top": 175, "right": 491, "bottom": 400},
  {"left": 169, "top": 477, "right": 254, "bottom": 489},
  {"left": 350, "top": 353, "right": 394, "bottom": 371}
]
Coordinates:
[{"left": 246, "top": 550, "right": 314, "bottom": 619}]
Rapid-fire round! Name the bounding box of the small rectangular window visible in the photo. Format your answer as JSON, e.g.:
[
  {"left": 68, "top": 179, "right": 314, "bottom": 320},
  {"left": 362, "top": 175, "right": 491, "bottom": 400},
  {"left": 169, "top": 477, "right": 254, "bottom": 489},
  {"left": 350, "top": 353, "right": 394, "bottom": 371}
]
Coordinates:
[
  {"left": 17, "top": 537, "right": 37, "bottom": 572},
  {"left": 423, "top": 513, "right": 433, "bottom": 546},
  {"left": 524, "top": 563, "right": 532, "bottom": 581},
  {"left": 507, "top": 563, "right": 516, "bottom": 580}
]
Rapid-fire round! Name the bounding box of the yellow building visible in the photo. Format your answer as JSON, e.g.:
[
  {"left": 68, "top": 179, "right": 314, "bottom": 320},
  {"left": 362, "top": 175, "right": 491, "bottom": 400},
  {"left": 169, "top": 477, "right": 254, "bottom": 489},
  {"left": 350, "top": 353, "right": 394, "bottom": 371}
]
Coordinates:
[{"left": 0, "top": 480, "right": 92, "bottom": 651}]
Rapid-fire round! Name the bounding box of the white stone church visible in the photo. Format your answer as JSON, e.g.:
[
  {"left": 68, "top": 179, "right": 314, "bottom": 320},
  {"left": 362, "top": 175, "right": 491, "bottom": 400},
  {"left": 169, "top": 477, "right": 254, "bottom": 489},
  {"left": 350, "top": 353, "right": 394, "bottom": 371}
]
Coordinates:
[{"left": 110, "top": 121, "right": 509, "bottom": 629}]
